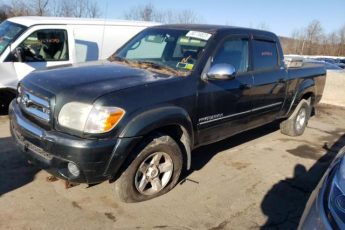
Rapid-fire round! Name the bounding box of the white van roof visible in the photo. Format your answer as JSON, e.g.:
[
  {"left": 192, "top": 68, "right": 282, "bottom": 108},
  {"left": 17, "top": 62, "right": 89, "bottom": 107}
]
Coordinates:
[{"left": 7, "top": 16, "right": 160, "bottom": 28}]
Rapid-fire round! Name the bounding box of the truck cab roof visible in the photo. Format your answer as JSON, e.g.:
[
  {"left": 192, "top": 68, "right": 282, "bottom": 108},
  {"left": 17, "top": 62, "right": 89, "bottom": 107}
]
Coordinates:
[{"left": 152, "top": 24, "right": 278, "bottom": 40}]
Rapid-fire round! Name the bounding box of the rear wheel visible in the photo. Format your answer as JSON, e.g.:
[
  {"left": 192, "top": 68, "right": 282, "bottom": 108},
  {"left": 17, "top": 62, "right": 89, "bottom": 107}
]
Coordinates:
[
  {"left": 280, "top": 99, "right": 311, "bottom": 136},
  {"left": 114, "top": 134, "right": 183, "bottom": 203}
]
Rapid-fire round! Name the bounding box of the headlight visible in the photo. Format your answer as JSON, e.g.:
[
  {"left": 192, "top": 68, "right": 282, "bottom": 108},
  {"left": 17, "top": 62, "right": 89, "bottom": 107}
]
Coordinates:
[
  {"left": 328, "top": 155, "right": 345, "bottom": 227},
  {"left": 84, "top": 106, "right": 125, "bottom": 133},
  {"left": 58, "top": 102, "right": 125, "bottom": 134}
]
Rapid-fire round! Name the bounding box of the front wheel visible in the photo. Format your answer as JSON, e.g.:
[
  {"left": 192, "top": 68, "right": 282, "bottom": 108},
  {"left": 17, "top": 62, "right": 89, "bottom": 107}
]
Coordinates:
[
  {"left": 114, "top": 134, "right": 183, "bottom": 203},
  {"left": 280, "top": 99, "right": 311, "bottom": 136}
]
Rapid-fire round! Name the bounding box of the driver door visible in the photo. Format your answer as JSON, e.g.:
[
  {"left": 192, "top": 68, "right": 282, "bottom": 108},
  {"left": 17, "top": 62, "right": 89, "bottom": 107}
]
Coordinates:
[
  {"left": 196, "top": 35, "right": 254, "bottom": 145},
  {"left": 7, "top": 25, "right": 74, "bottom": 81}
]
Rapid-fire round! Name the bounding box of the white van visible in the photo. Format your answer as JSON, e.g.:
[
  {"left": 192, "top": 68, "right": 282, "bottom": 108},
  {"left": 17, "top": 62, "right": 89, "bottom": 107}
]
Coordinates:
[{"left": 0, "top": 16, "right": 158, "bottom": 113}]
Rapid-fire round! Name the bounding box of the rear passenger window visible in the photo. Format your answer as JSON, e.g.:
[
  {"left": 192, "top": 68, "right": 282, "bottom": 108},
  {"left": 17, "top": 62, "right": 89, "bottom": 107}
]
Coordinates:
[
  {"left": 212, "top": 38, "right": 249, "bottom": 73},
  {"left": 253, "top": 40, "right": 278, "bottom": 70}
]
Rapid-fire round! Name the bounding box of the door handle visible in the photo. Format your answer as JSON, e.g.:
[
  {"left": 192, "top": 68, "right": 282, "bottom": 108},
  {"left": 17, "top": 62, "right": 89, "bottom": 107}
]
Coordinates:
[{"left": 240, "top": 84, "right": 252, "bottom": 90}]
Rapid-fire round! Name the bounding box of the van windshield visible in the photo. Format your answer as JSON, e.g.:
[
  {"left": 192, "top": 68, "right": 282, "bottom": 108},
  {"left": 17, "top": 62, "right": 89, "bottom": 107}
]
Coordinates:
[
  {"left": 0, "top": 21, "right": 27, "bottom": 55},
  {"left": 110, "top": 28, "right": 212, "bottom": 76}
]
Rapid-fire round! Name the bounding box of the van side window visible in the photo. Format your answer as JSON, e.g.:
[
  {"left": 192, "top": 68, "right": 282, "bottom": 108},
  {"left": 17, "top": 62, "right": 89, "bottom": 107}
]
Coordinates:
[
  {"left": 75, "top": 39, "right": 99, "bottom": 63},
  {"left": 252, "top": 40, "right": 278, "bottom": 70},
  {"left": 18, "top": 29, "right": 69, "bottom": 62},
  {"left": 212, "top": 38, "right": 249, "bottom": 73}
]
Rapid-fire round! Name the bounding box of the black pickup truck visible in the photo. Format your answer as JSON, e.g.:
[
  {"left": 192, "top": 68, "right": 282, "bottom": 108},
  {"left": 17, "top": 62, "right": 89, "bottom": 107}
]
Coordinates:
[{"left": 9, "top": 24, "right": 326, "bottom": 202}]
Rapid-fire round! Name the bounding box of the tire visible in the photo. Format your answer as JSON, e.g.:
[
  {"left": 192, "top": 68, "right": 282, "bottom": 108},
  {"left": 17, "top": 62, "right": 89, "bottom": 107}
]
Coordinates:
[
  {"left": 114, "top": 134, "right": 183, "bottom": 203},
  {"left": 0, "top": 92, "right": 14, "bottom": 115},
  {"left": 280, "top": 99, "right": 311, "bottom": 136}
]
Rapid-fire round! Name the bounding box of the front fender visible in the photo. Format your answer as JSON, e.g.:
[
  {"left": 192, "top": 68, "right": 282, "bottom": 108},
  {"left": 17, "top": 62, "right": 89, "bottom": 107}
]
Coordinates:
[
  {"left": 119, "top": 106, "right": 194, "bottom": 170},
  {"left": 120, "top": 106, "right": 193, "bottom": 140}
]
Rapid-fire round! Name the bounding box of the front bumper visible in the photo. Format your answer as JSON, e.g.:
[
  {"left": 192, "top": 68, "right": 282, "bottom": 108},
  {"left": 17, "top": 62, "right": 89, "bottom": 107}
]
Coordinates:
[{"left": 9, "top": 101, "right": 141, "bottom": 184}]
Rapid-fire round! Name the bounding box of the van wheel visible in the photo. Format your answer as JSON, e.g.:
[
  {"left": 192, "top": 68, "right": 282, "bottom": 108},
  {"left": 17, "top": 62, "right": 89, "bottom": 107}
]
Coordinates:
[
  {"left": 280, "top": 99, "right": 311, "bottom": 136},
  {"left": 114, "top": 134, "right": 183, "bottom": 203},
  {"left": 0, "top": 92, "right": 14, "bottom": 115}
]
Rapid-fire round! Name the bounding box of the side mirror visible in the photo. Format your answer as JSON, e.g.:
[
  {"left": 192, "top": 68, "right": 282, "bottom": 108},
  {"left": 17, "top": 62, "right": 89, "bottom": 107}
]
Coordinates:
[
  {"left": 13, "top": 47, "right": 24, "bottom": 62},
  {"left": 207, "top": 64, "right": 236, "bottom": 80}
]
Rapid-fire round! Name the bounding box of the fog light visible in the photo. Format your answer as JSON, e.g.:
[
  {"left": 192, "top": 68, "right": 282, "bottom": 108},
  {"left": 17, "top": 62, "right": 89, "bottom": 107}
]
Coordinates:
[{"left": 67, "top": 162, "right": 80, "bottom": 177}]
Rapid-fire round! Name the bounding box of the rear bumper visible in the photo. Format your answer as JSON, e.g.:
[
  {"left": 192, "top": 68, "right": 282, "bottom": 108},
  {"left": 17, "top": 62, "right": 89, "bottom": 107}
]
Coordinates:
[{"left": 9, "top": 101, "right": 142, "bottom": 184}]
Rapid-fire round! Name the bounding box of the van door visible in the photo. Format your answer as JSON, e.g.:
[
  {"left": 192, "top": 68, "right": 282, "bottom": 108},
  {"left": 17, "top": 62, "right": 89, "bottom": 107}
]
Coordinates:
[{"left": 5, "top": 25, "right": 73, "bottom": 81}]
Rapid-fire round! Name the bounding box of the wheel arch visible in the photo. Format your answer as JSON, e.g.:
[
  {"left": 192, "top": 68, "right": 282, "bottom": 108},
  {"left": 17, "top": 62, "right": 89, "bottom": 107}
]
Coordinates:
[
  {"left": 286, "top": 79, "right": 315, "bottom": 117},
  {"left": 119, "top": 106, "right": 194, "bottom": 170},
  {"left": 0, "top": 87, "right": 17, "bottom": 97}
]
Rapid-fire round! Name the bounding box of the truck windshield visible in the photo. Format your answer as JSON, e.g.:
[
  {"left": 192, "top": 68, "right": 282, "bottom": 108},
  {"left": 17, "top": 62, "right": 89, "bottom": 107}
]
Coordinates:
[
  {"left": 111, "top": 28, "right": 212, "bottom": 76},
  {"left": 0, "top": 21, "right": 27, "bottom": 55}
]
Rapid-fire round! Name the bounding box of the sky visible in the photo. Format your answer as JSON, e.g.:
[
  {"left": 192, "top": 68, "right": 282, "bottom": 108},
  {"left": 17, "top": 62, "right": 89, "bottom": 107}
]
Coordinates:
[{"left": 99, "top": 0, "right": 345, "bottom": 37}]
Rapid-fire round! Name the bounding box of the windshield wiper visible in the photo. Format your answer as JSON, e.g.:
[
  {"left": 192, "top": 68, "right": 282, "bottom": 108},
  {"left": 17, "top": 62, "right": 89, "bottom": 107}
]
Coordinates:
[
  {"left": 135, "top": 61, "right": 180, "bottom": 76},
  {"left": 108, "top": 55, "right": 131, "bottom": 64},
  {"left": 109, "top": 57, "right": 183, "bottom": 76}
]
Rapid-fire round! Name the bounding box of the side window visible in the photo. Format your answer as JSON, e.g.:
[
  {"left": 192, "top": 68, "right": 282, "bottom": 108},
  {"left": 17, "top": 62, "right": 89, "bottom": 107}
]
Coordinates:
[
  {"left": 18, "top": 29, "right": 69, "bottom": 62},
  {"left": 75, "top": 39, "right": 99, "bottom": 63},
  {"left": 252, "top": 40, "right": 278, "bottom": 70},
  {"left": 212, "top": 38, "right": 249, "bottom": 73},
  {"left": 126, "top": 35, "right": 167, "bottom": 59}
]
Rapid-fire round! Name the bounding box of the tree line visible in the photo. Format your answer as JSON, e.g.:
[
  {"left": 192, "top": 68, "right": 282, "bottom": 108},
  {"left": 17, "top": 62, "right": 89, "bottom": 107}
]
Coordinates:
[
  {"left": 281, "top": 20, "right": 345, "bottom": 56},
  {"left": 0, "top": 0, "right": 101, "bottom": 20},
  {"left": 122, "top": 3, "right": 202, "bottom": 24},
  {"left": 0, "top": 1, "right": 201, "bottom": 24}
]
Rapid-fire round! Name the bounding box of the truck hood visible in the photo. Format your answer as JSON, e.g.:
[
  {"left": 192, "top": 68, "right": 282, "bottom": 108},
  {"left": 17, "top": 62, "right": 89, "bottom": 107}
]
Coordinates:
[{"left": 21, "top": 61, "right": 175, "bottom": 103}]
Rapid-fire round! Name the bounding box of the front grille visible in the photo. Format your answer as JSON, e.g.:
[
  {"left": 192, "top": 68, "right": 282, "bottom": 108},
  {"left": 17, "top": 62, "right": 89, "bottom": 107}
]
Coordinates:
[
  {"left": 18, "top": 86, "right": 51, "bottom": 123},
  {"left": 12, "top": 121, "right": 53, "bottom": 160}
]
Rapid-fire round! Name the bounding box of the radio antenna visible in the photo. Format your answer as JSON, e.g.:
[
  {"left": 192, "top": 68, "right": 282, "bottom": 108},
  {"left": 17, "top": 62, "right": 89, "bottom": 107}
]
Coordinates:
[{"left": 100, "top": 0, "right": 109, "bottom": 59}]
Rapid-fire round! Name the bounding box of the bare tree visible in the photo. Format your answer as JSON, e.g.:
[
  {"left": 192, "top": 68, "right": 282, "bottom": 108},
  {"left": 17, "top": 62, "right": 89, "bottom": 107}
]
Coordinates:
[
  {"left": 327, "top": 32, "right": 339, "bottom": 56},
  {"left": 7, "top": 0, "right": 33, "bottom": 16},
  {"left": 52, "top": 0, "right": 101, "bottom": 18},
  {"left": 123, "top": 4, "right": 202, "bottom": 24},
  {"left": 256, "top": 22, "right": 270, "bottom": 30},
  {"left": 0, "top": 4, "right": 12, "bottom": 22},
  {"left": 1, "top": 0, "right": 50, "bottom": 17},
  {"left": 51, "top": 0, "right": 74, "bottom": 17},
  {"left": 282, "top": 20, "right": 345, "bottom": 56},
  {"left": 175, "top": 10, "right": 199, "bottom": 24},
  {"left": 86, "top": 0, "right": 101, "bottom": 18},
  {"left": 339, "top": 25, "right": 345, "bottom": 56},
  {"left": 290, "top": 28, "right": 307, "bottom": 55},
  {"left": 124, "top": 3, "right": 155, "bottom": 21},
  {"left": 0, "top": 0, "right": 101, "bottom": 18},
  {"left": 30, "top": 0, "right": 50, "bottom": 16},
  {"left": 304, "top": 20, "right": 323, "bottom": 55}
]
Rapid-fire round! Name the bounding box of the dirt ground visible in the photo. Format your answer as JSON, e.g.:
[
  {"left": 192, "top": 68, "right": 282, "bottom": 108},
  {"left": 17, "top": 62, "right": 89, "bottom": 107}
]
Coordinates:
[{"left": 1, "top": 105, "right": 345, "bottom": 230}]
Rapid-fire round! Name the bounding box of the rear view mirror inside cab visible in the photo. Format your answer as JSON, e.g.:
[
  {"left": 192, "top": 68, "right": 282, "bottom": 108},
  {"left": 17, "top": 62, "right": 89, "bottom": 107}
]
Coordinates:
[
  {"left": 144, "top": 34, "right": 166, "bottom": 43},
  {"left": 177, "top": 36, "right": 207, "bottom": 47}
]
